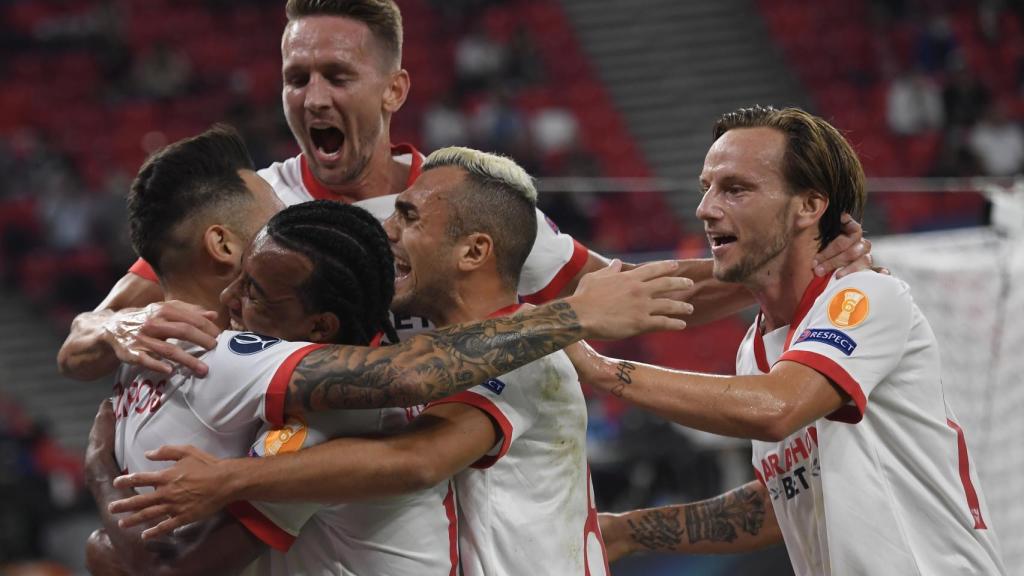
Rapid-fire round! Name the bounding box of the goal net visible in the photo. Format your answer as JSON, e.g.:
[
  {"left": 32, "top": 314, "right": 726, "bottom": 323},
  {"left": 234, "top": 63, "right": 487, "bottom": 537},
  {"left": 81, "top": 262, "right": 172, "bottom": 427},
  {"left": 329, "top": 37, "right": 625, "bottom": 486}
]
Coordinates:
[{"left": 873, "top": 217, "right": 1024, "bottom": 571}]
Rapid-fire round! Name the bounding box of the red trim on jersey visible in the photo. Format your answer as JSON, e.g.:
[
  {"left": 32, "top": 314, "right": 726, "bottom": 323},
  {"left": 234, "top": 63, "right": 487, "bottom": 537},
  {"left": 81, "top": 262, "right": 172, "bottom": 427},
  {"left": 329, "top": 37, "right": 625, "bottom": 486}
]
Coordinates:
[
  {"left": 128, "top": 258, "right": 158, "bottom": 283},
  {"left": 226, "top": 501, "right": 296, "bottom": 552},
  {"left": 753, "top": 467, "right": 767, "bottom": 487},
  {"left": 265, "top": 343, "right": 328, "bottom": 428},
  {"left": 583, "top": 465, "right": 610, "bottom": 576},
  {"left": 784, "top": 272, "right": 834, "bottom": 350},
  {"left": 299, "top": 144, "right": 423, "bottom": 201},
  {"left": 521, "top": 239, "right": 590, "bottom": 304},
  {"left": 431, "top": 391, "right": 513, "bottom": 469},
  {"left": 777, "top": 350, "right": 866, "bottom": 423},
  {"left": 946, "top": 419, "right": 987, "bottom": 529},
  {"left": 443, "top": 481, "right": 459, "bottom": 575},
  {"left": 391, "top": 142, "right": 424, "bottom": 186},
  {"left": 369, "top": 331, "right": 385, "bottom": 348}
]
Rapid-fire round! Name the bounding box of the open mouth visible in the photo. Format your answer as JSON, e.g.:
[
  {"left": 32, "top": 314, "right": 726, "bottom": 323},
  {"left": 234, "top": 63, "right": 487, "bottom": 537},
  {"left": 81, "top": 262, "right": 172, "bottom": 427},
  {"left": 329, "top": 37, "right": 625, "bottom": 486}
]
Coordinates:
[
  {"left": 394, "top": 258, "right": 412, "bottom": 279},
  {"left": 710, "top": 234, "right": 737, "bottom": 247},
  {"left": 310, "top": 126, "right": 344, "bottom": 157}
]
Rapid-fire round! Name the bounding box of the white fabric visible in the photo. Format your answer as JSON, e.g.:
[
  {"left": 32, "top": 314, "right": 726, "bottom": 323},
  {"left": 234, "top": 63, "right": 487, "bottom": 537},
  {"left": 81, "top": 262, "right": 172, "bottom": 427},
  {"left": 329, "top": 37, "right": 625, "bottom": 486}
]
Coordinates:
[
  {"left": 736, "top": 271, "right": 1005, "bottom": 576},
  {"left": 435, "top": 349, "right": 608, "bottom": 576},
  {"left": 114, "top": 331, "right": 454, "bottom": 575}
]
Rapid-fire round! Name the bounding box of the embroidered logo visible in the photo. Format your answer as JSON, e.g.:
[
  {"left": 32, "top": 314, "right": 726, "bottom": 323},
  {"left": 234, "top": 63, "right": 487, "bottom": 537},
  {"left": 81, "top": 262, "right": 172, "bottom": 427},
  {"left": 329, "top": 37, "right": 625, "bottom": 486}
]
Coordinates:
[
  {"left": 795, "top": 328, "right": 857, "bottom": 356},
  {"left": 228, "top": 332, "right": 281, "bottom": 355},
  {"left": 827, "top": 289, "right": 869, "bottom": 328}
]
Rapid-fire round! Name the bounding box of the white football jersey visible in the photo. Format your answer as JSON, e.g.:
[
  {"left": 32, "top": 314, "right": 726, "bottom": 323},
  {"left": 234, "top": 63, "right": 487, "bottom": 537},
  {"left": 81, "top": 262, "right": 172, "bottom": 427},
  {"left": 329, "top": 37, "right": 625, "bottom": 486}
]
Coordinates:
[
  {"left": 736, "top": 271, "right": 1005, "bottom": 576},
  {"left": 429, "top": 304, "right": 610, "bottom": 576},
  {"left": 114, "top": 331, "right": 456, "bottom": 576}
]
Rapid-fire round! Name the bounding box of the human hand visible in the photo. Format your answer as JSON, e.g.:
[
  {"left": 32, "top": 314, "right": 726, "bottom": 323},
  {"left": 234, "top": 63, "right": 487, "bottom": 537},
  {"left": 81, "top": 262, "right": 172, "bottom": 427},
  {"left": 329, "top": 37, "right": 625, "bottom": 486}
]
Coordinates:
[
  {"left": 813, "top": 215, "right": 884, "bottom": 278},
  {"left": 101, "top": 301, "right": 220, "bottom": 376},
  {"left": 568, "top": 260, "right": 694, "bottom": 340},
  {"left": 108, "top": 445, "right": 236, "bottom": 540}
]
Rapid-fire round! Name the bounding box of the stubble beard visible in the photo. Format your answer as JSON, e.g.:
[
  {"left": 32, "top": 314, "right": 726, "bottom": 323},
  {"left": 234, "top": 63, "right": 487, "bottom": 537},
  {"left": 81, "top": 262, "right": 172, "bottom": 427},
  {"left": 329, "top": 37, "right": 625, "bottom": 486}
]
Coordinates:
[{"left": 715, "top": 208, "right": 793, "bottom": 284}]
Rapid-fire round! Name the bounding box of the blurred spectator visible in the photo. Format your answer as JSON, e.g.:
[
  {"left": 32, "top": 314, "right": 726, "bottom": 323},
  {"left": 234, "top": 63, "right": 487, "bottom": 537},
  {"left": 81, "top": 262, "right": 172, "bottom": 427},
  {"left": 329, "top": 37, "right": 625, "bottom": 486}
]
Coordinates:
[
  {"left": 504, "top": 27, "right": 545, "bottom": 88},
  {"left": 422, "top": 92, "right": 471, "bottom": 151},
  {"left": 886, "top": 69, "right": 944, "bottom": 134},
  {"left": 530, "top": 106, "right": 581, "bottom": 156},
  {"left": 455, "top": 30, "right": 506, "bottom": 95},
  {"left": 913, "top": 14, "right": 958, "bottom": 74},
  {"left": 943, "top": 66, "right": 991, "bottom": 128},
  {"left": 133, "top": 42, "right": 193, "bottom": 100},
  {"left": 471, "top": 88, "right": 529, "bottom": 156},
  {"left": 967, "top": 104, "right": 1024, "bottom": 176}
]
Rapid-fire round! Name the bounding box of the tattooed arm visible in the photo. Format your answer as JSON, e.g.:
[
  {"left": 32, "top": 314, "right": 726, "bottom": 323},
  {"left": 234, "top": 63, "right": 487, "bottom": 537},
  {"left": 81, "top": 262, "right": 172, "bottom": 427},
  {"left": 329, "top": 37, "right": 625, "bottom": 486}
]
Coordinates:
[
  {"left": 599, "top": 481, "right": 782, "bottom": 562},
  {"left": 283, "top": 260, "right": 694, "bottom": 415}
]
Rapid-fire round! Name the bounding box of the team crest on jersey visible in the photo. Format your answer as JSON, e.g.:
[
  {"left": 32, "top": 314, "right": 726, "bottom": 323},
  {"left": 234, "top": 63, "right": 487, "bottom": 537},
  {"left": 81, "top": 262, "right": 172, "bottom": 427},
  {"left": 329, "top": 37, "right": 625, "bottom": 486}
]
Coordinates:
[
  {"left": 795, "top": 328, "right": 857, "bottom": 355},
  {"left": 484, "top": 378, "right": 506, "bottom": 395},
  {"left": 827, "top": 288, "right": 869, "bottom": 328},
  {"left": 229, "top": 332, "right": 281, "bottom": 355},
  {"left": 255, "top": 418, "right": 308, "bottom": 457}
]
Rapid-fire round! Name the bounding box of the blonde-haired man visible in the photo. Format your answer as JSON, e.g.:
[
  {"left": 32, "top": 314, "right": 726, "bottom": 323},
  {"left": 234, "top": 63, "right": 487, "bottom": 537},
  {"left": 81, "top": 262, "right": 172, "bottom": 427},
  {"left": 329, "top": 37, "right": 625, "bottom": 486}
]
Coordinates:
[{"left": 111, "top": 148, "right": 613, "bottom": 575}]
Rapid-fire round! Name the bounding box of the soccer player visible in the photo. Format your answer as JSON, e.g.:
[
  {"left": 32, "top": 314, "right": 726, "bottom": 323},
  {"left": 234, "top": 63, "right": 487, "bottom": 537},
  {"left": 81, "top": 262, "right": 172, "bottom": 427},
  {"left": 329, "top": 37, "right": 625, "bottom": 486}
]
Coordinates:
[
  {"left": 572, "top": 107, "right": 1006, "bottom": 574},
  {"left": 82, "top": 126, "right": 693, "bottom": 574},
  {"left": 57, "top": 0, "right": 871, "bottom": 380},
  {"left": 109, "top": 148, "right": 613, "bottom": 575}
]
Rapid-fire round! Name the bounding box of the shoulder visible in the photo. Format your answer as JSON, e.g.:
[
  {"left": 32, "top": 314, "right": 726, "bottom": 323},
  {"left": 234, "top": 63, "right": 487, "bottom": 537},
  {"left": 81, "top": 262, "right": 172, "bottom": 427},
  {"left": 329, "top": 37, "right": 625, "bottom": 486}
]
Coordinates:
[
  {"left": 353, "top": 193, "right": 397, "bottom": 222},
  {"left": 820, "top": 271, "right": 910, "bottom": 311},
  {"left": 258, "top": 156, "right": 306, "bottom": 203}
]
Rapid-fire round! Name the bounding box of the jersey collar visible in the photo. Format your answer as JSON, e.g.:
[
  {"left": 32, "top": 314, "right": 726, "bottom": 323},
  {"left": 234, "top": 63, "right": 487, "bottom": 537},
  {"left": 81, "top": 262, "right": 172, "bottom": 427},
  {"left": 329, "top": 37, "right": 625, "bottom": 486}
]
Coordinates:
[
  {"left": 299, "top": 143, "right": 424, "bottom": 201},
  {"left": 752, "top": 271, "right": 835, "bottom": 372}
]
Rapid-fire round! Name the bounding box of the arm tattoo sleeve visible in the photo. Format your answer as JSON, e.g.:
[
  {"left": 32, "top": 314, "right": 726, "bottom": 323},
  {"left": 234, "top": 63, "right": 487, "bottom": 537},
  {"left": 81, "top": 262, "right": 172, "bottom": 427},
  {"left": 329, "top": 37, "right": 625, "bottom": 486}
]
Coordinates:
[
  {"left": 287, "top": 301, "right": 582, "bottom": 412},
  {"left": 627, "top": 484, "right": 767, "bottom": 552}
]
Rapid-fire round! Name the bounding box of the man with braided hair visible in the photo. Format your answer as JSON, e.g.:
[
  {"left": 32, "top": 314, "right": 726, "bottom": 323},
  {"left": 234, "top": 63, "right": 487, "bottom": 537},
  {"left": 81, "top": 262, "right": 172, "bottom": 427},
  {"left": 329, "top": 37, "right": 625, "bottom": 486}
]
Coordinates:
[
  {"left": 83, "top": 128, "right": 695, "bottom": 575},
  {"left": 102, "top": 148, "right": 615, "bottom": 575}
]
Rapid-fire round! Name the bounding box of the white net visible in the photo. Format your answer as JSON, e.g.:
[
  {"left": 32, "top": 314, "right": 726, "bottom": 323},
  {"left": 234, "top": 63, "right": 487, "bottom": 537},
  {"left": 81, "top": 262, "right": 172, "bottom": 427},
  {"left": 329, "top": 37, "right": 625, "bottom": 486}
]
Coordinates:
[{"left": 873, "top": 224, "right": 1024, "bottom": 573}]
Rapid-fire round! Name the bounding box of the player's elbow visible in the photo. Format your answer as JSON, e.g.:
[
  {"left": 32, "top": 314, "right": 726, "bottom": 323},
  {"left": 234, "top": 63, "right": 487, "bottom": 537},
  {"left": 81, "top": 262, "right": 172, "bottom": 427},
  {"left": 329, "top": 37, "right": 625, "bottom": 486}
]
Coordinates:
[{"left": 746, "top": 402, "right": 804, "bottom": 442}]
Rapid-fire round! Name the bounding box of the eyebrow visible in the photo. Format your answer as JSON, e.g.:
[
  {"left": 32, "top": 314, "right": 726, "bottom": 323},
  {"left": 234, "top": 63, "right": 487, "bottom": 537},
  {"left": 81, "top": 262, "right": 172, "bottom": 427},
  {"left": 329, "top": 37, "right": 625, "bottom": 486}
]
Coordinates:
[
  {"left": 394, "top": 199, "right": 416, "bottom": 215},
  {"left": 247, "top": 275, "right": 269, "bottom": 299}
]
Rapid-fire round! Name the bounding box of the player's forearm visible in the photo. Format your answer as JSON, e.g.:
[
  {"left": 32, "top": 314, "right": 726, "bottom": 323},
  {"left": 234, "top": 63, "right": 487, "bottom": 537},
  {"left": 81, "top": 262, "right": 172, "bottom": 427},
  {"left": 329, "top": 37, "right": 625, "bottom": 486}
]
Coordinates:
[
  {"left": 602, "top": 481, "right": 781, "bottom": 560},
  {"left": 229, "top": 435, "right": 450, "bottom": 503},
  {"left": 590, "top": 358, "right": 803, "bottom": 441},
  {"left": 674, "top": 258, "right": 754, "bottom": 326},
  {"left": 285, "top": 299, "right": 584, "bottom": 413},
  {"left": 59, "top": 309, "right": 123, "bottom": 381}
]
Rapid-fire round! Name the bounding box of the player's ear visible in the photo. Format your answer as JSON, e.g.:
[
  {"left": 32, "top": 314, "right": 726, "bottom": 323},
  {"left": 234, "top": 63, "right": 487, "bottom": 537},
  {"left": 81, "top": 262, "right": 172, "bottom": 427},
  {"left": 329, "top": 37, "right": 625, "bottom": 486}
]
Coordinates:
[
  {"left": 795, "top": 189, "right": 828, "bottom": 232},
  {"left": 382, "top": 69, "right": 410, "bottom": 114},
  {"left": 308, "top": 312, "right": 340, "bottom": 343},
  {"left": 456, "top": 232, "right": 493, "bottom": 273},
  {"left": 204, "top": 225, "right": 245, "bottom": 271}
]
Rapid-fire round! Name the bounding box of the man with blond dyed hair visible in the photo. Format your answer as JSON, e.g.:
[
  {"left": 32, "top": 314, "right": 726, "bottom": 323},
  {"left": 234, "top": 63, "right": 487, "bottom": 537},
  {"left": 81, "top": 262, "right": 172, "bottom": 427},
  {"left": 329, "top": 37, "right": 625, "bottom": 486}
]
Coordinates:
[{"left": 108, "top": 147, "right": 613, "bottom": 576}]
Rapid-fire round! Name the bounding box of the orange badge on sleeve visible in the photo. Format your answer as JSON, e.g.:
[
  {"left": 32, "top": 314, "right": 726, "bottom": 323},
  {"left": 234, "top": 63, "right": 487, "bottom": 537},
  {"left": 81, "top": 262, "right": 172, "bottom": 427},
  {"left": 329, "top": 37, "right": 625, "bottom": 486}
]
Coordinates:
[
  {"left": 828, "top": 289, "right": 869, "bottom": 328},
  {"left": 263, "top": 417, "right": 308, "bottom": 455}
]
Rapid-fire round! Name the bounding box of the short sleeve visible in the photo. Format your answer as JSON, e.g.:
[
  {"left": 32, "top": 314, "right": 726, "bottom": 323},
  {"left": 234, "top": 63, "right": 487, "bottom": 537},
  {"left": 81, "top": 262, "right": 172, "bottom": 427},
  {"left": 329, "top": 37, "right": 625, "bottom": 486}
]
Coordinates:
[
  {"left": 191, "top": 332, "right": 326, "bottom": 432},
  {"left": 518, "top": 208, "right": 589, "bottom": 303},
  {"left": 428, "top": 372, "right": 538, "bottom": 469},
  {"left": 128, "top": 258, "right": 158, "bottom": 283},
  {"left": 777, "top": 273, "right": 913, "bottom": 423},
  {"left": 226, "top": 417, "right": 330, "bottom": 551}
]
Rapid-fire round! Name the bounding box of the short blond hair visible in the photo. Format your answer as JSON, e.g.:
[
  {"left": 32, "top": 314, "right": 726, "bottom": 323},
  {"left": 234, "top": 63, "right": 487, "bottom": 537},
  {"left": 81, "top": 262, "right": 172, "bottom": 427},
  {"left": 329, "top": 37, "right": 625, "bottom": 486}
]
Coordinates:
[{"left": 423, "top": 147, "right": 538, "bottom": 288}]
